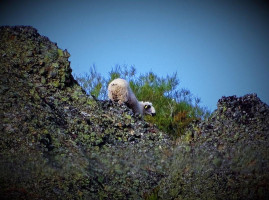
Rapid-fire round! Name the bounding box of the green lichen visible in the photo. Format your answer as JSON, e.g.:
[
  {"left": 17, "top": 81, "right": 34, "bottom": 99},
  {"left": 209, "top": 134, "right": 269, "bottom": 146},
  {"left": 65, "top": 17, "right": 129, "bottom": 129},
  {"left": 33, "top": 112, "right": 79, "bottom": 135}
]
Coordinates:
[
  {"left": 41, "top": 76, "right": 46, "bottom": 84},
  {"left": 51, "top": 80, "right": 60, "bottom": 88},
  {"left": 125, "top": 114, "right": 132, "bottom": 120},
  {"left": 1, "top": 26, "right": 268, "bottom": 200},
  {"left": 57, "top": 48, "right": 64, "bottom": 57}
]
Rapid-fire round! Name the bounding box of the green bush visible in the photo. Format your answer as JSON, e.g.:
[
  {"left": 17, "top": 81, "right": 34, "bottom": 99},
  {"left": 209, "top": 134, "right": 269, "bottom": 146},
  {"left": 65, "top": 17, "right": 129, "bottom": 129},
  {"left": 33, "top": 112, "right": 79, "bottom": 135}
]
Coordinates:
[
  {"left": 74, "top": 65, "right": 210, "bottom": 138},
  {"left": 74, "top": 65, "right": 107, "bottom": 99}
]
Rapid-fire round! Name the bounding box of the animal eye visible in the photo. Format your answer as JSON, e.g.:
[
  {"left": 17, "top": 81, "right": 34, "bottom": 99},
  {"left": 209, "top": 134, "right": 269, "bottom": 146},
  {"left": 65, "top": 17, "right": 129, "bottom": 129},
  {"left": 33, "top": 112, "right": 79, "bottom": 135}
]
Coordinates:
[{"left": 144, "top": 105, "right": 151, "bottom": 109}]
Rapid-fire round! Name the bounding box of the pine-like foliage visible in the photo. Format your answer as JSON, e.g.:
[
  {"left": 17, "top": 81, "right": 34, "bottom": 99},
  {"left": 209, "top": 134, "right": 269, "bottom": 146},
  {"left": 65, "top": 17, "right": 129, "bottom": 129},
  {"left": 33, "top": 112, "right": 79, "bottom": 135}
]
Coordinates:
[{"left": 74, "top": 65, "right": 210, "bottom": 138}]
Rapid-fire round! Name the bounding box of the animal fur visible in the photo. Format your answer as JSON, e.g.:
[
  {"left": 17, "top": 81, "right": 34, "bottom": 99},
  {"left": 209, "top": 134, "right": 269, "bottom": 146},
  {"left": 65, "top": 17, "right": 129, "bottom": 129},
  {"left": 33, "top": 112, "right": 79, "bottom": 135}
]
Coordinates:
[{"left": 108, "top": 78, "right": 156, "bottom": 116}]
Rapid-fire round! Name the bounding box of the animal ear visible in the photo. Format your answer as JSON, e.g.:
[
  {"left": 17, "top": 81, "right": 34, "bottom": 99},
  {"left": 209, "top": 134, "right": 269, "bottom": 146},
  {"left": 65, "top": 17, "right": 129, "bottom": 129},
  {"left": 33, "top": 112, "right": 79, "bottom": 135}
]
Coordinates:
[{"left": 144, "top": 104, "right": 151, "bottom": 109}]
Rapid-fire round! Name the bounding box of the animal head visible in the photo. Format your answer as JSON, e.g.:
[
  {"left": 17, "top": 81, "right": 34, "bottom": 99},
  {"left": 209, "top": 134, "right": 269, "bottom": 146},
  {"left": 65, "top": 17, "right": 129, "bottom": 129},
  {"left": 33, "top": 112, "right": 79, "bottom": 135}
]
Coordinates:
[{"left": 141, "top": 102, "right": 156, "bottom": 116}]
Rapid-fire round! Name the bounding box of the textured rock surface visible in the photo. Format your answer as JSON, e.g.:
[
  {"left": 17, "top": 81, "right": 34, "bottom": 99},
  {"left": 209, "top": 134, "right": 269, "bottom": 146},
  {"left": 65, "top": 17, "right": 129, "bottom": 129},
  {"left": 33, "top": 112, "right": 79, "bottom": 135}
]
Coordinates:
[
  {"left": 0, "top": 26, "right": 268, "bottom": 199},
  {"left": 158, "top": 94, "right": 269, "bottom": 199},
  {"left": 0, "top": 26, "right": 172, "bottom": 199}
]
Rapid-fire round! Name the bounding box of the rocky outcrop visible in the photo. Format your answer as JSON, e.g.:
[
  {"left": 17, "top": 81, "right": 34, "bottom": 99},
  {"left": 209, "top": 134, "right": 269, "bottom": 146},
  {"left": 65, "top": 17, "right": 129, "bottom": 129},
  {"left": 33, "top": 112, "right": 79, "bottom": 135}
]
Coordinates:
[
  {"left": 158, "top": 93, "right": 269, "bottom": 199},
  {"left": 0, "top": 26, "right": 268, "bottom": 199},
  {"left": 0, "top": 26, "right": 172, "bottom": 199}
]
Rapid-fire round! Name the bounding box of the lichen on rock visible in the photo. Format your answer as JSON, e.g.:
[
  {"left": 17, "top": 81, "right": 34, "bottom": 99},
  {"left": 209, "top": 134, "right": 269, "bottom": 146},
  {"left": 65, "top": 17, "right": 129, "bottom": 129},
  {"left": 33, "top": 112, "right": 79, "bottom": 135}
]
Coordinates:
[
  {"left": 0, "top": 26, "right": 172, "bottom": 199},
  {"left": 158, "top": 94, "right": 269, "bottom": 199},
  {"left": 0, "top": 26, "right": 268, "bottom": 200}
]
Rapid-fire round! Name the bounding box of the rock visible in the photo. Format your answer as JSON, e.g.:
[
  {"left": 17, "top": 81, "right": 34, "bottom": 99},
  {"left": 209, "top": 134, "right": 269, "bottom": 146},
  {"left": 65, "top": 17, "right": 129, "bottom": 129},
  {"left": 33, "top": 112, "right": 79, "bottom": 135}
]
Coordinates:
[
  {"left": 0, "top": 26, "right": 172, "bottom": 199},
  {"left": 0, "top": 26, "right": 268, "bottom": 200},
  {"left": 158, "top": 94, "right": 269, "bottom": 199}
]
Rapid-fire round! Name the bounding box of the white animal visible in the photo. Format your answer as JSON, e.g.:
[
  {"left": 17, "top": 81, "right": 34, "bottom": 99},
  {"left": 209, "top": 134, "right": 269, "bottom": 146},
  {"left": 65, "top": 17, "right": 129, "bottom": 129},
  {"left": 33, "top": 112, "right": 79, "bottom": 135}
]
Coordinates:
[{"left": 108, "top": 78, "right": 156, "bottom": 116}]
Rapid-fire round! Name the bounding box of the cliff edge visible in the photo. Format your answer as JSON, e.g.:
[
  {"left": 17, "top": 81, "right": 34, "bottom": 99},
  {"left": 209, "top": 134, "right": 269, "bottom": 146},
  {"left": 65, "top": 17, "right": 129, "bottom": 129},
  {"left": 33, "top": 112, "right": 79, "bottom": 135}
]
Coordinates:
[{"left": 0, "top": 26, "right": 268, "bottom": 199}]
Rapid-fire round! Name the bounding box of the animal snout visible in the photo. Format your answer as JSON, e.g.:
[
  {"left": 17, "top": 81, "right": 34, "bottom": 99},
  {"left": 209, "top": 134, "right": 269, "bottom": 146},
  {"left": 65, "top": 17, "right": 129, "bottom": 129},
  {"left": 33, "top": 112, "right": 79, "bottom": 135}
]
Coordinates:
[{"left": 151, "top": 113, "right": 156, "bottom": 116}]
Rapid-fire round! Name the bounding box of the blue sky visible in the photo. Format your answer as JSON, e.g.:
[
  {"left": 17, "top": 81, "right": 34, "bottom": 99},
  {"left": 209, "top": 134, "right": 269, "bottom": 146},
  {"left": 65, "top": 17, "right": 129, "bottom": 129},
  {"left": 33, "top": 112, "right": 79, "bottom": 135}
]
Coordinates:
[{"left": 1, "top": 0, "right": 268, "bottom": 111}]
